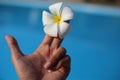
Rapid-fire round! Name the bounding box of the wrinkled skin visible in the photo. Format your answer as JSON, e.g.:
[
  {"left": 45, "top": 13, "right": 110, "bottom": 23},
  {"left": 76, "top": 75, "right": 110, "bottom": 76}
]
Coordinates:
[{"left": 6, "top": 35, "right": 71, "bottom": 80}]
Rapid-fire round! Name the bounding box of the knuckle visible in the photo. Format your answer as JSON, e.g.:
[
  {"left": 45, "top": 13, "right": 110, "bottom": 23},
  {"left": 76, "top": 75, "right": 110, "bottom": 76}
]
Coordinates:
[
  {"left": 59, "top": 47, "right": 66, "bottom": 54},
  {"left": 49, "top": 48, "right": 66, "bottom": 65},
  {"left": 49, "top": 47, "right": 67, "bottom": 68},
  {"left": 64, "top": 55, "right": 71, "bottom": 62}
]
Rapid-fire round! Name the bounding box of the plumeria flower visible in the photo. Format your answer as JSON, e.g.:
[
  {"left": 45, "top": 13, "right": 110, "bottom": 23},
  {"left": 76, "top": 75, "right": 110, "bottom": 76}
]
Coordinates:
[{"left": 42, "top": 2, "right": 74, "bottom": 39}]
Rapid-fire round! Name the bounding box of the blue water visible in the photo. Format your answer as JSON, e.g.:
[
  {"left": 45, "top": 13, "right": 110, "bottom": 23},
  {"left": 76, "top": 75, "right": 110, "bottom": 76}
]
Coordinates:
[{"left": 0, "top": 2, "right": 120, "bottom": 80}]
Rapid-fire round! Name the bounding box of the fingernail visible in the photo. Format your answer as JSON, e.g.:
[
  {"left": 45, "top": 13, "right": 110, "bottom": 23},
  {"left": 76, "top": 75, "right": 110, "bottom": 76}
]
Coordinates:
[{"left": 44, "top": 62, "right": 51, "bottom": 69}]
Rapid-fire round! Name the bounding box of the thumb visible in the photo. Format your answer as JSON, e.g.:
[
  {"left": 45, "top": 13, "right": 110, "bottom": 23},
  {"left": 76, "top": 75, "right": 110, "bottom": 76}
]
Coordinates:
[{"left": 5, "top": 35, "right": 23, "bottom": 60}]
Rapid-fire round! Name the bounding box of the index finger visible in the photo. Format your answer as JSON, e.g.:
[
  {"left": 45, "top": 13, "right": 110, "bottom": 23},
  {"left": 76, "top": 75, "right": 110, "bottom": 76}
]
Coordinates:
[{"left": 41, "top": 35, "right": 53, "bottom": 45}]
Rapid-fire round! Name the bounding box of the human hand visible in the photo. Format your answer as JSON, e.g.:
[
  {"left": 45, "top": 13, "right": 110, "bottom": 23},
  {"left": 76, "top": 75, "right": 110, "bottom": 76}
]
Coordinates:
[{"left": 5, "top": 35, "right": 71, "bottom": 80}]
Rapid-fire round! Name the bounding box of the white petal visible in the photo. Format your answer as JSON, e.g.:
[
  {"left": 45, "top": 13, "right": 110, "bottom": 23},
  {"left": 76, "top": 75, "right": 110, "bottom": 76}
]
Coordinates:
[
  {"left": 59, "top": 22, "right": 71, "bottom": 38},
  {"left": 42, "top": 11, "right": 53, "bottom": 26},
  {"left": 49, "top": 2, "right": 62, "bottom": 15},
  {"left": 62, "top": 7, "right": 74, "bottom": 21},
  {"left": 44, "top": 23, "right": 58, "bottom": 37}
]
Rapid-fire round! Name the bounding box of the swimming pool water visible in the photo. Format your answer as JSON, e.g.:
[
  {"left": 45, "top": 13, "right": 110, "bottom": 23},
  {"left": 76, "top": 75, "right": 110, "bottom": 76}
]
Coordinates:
[{"left": 0, "top": 2, "right": 120, "bottom": 80}]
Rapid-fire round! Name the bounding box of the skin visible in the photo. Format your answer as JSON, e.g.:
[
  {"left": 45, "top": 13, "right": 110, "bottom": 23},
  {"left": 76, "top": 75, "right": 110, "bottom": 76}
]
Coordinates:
[{"left": 5, "top": 35, "right": 71, "bottom": 80}]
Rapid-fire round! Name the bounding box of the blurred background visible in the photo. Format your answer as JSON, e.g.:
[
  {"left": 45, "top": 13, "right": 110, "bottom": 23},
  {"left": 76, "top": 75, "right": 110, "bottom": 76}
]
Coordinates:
[
  {"left": 0, "top": 0, "right": 120, "bottom": 6},
  {"left": 49, "top": 0, "right": 120, "bottom": 6},
  {"left": 0, "top": 0, "right": 120, "bottom": 80}
]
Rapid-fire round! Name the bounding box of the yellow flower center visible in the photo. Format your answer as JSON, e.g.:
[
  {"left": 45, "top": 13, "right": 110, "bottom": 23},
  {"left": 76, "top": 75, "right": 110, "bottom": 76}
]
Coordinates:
[{"left": 53, "top": 15, "right": 61, "bottom": 24}]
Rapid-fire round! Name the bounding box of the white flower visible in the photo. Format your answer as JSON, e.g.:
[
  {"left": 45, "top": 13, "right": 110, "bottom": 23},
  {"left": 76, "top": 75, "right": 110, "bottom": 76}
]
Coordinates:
[{"left": 42, "top": 2, "right": 74, "bottom": 39}]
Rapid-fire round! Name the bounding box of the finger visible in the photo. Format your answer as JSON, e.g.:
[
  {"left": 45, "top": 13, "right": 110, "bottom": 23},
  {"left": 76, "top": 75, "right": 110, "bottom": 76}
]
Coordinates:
[
  {"left": 57, "top": 55, "right": 71, "bottom": 76},
  {"left": 41, "top": 35, "right": 53, "bottom": 45},
  {"left": 5, "top": 35, "right": 23, "bottom": 60},
  {"left": 44, "top": 47, "right": 66, "bottom": 69},
  {"left": 51, "top": 37, "right": 63, "bottom": 49},
  {"left": 36, "top": 35, "right": 53, "bottom": 57}
]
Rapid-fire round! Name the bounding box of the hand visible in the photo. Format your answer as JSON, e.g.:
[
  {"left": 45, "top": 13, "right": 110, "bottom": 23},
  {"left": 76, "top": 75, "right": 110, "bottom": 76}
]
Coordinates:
[{"left": 5, "top": 35, "right": 71, "bottom": 80}]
